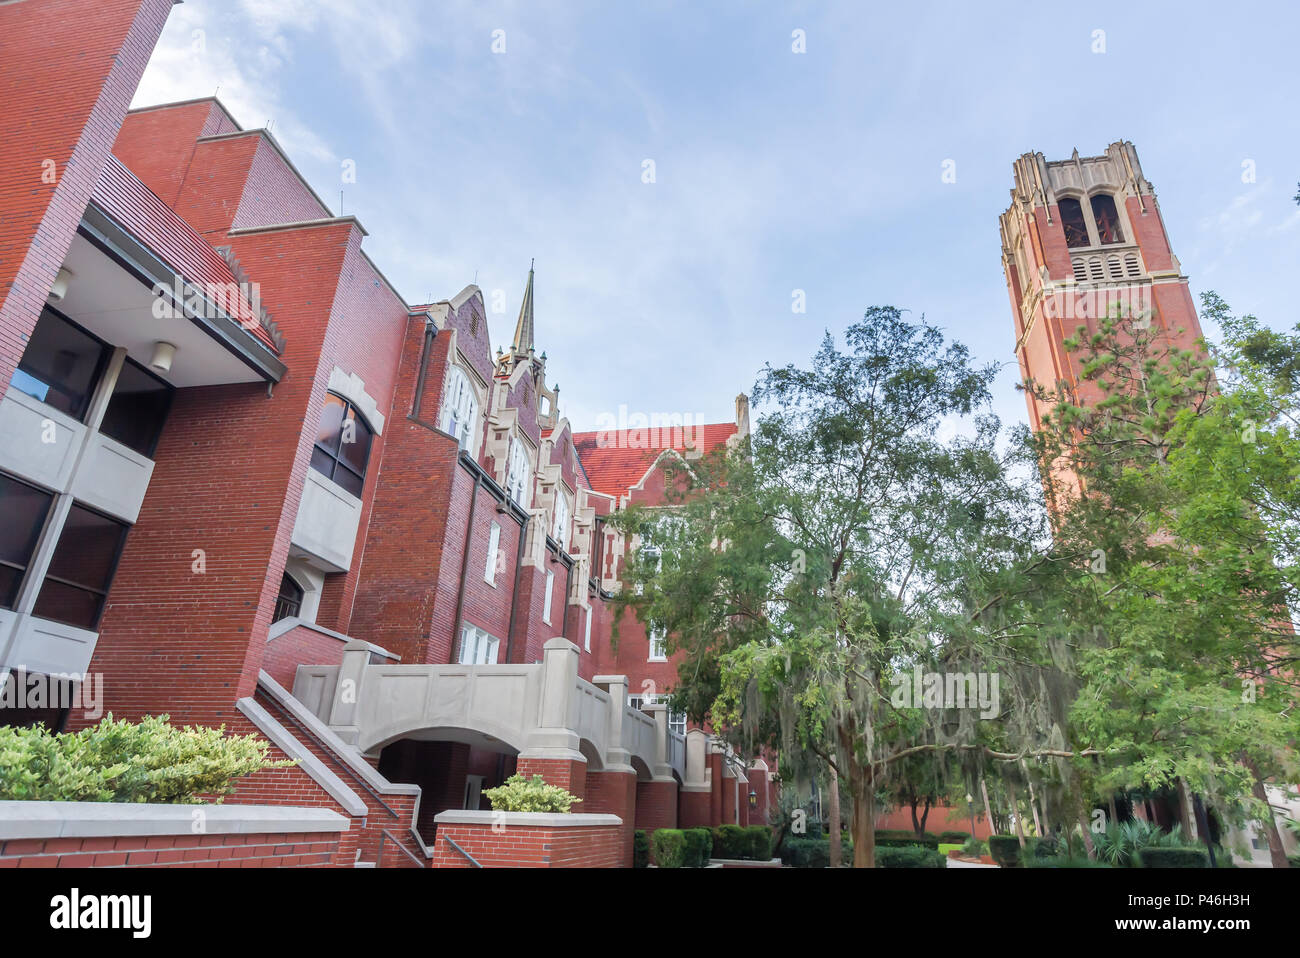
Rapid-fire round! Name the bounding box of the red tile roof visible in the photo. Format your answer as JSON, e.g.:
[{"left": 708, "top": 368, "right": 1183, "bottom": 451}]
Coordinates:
[
  {"left": 91, "top": 155, "right": 281, "bottom": 354},
  {"left": 571, "top": 422, "right": 737, "bottom": 498}
]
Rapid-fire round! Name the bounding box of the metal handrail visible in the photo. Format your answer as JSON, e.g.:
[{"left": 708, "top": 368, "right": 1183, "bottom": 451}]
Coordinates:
[
  {"left": 443, "top": 835, "right": 482, "bottom": 868},
  {"left": 376, "top": 829, "right": 426, "bottom": 868}
]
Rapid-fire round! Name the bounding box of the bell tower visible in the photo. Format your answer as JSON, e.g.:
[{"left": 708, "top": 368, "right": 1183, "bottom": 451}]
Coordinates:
[{"left": 999, "top": 142, "right": 1205, "bottom": 433}]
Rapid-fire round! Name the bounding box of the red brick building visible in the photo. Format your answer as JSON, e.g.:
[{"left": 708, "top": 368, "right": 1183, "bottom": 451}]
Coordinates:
[{"left": 0, "top": 0, "right": 774, "bottom": 867}]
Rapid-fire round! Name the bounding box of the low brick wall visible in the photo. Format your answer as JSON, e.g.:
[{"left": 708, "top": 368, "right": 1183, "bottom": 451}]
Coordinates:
[
  {"left": 0, "top": 801, "right": 351, "bottom": 868},
  {"left": 431, "top": 811, "right": 624, "bottom": 868}
]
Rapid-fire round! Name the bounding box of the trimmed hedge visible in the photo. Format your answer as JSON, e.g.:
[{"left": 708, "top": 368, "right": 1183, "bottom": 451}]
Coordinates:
[
  {"left": 937, "top": 830, "right": 971, "bottom": 844},
  {"left": 652, "top": 829, "right": 687, "bottom": 868},
  {"left": 745, "top": 825, "right": 772, "bottom": 861},
  {"left": 877, "top": 846, "right": 945, "bottom": 868},
  {"left": 988, "top": 835, "right": 1023, "bottom": 868},
  {"left": 1135, "top": 847, "right": 1210, "bottom": 868},
  {"left": 633, "top": 830, "right": 650, "bottom": 868},
  {"left": 713, "top": 824, "right": 747, "bottom": 859},
  {"left": 875, "top": 829, "right": 940, "bottom": 849},
  {"left": 682, "top": 828, "right": 712, "bottom": 867},
  {"left": 1024, "top": 855, "right": 1114, "bottom": 868},
  {"left": 780, "top": 836, "right": 853, "bottom": 868}
]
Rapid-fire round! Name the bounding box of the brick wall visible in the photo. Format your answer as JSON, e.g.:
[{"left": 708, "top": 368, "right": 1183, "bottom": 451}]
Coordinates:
[
  {"left": 0, "top": 831, "right": 349, "bottom": 868},
  {"left": 584, "top": 769, "right": 637, "bottom": 866},
  {"left": 430, "top": 818, "right": 623, "bottom": 868},
  {"left": 261, "top": 624, "right": 350, "bottom": 690},
  {"left": 0, "top": 0, "right": 173, "bottom": 388}
]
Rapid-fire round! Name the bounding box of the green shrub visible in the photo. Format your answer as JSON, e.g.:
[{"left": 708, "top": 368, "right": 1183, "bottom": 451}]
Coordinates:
[
  {"left": 0, "top": 713, "right": 294, "bottom": 803},
  {"left": 1135, "top": 847, "right": 1210, "bottom": 868},
  {"left": 875, "top": 829, "right": 940, "bottom": 849},
  {"left": 483, "top": 774, "right": 581, "bottom": 813},
  {"left": 745, "top": 825, "right": 772, "bottom": 860},
  {"left": 713, "top": 824, "right": 747, "bottom": 859},
  {"left": 988, "top": 835, "right": 1023, "bottom": 867},
  {"left": 652, "top": 829, "right": 688, "bottom": 868},
  {"left": 682, "top": 828, "right": 712, "bottom": 867},
  {"left": 778, "top": 835, "right": 853, "bottom": 867},
  {"left": 960, "top": 836, "right": 989, "bottom": 857},
  {"left": 633, "top": 830, "right": 650, "bottom": 868},
  {"left": 1026, "top": 835, "right": 1061, "bottom": 859},
  {"left": 938, "top": 830, "right": 970, "bottom": 844},
  {"left": 877, "top": 846, "right": 945, "bottom": 868},
  {"left": 1024, "top": 855, "right": 1113, "bottom": 868}
]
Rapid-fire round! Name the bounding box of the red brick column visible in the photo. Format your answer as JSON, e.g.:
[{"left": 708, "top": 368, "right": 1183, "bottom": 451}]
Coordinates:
[
  {"left": 679, "top": 787, "right": 712, "bottom": 828},
  {"left": 584, "top": 769, "right": 636, "bottom": 867},
  {"left": 635, "top": 779, "right": 679, "bottom": 835},
  {"left": 516, "top": 757, "right": 587, "bottom": 800},
  {"left": 0, "top": 0, "right": 174, "bottom": 386},
  {"left": 709, "top": 751, "right": 724, "bottom": 825}
]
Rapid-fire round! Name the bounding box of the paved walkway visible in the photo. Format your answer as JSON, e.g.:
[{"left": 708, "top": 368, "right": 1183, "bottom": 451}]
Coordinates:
[{"left": 946, "top": 857, "right": 997, "bottom": 868}]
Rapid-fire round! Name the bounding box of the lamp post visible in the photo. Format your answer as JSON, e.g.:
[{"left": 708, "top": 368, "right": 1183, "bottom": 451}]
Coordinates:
[
  {"left": 966, "top": 792, "right": 977, "bottom": 842},
  {"left": 749, "top": 790, "right": 757, "bottom": 809}
]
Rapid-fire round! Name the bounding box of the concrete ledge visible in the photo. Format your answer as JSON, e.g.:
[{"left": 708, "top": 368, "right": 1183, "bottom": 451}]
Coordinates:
[
  {"left": 0, "top": 801, "right": 349, "bottom": 840},
  {"left": 433, "top": 810, "right": 622, "bottom": 828}
]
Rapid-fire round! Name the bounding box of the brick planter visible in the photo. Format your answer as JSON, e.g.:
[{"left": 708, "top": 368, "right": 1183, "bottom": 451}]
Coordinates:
[{"left": 431, "top": 810, "right": 624, "bottom": 868}]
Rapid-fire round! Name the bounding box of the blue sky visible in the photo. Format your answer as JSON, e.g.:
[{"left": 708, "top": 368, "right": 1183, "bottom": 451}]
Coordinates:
[{"left": 135, "top": 0, "right": 1300, "bottom": 434}]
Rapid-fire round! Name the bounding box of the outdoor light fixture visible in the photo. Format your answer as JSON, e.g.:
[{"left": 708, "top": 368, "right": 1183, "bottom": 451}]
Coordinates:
[
  {"left": 47, "top": 267, "right": 73, "bottom": 303},
  {"left": 150, "top": 341, "right": 177, "bottom": 373},
  {"left": 748, "top": 790, "right": 757, "bottom": 808}
]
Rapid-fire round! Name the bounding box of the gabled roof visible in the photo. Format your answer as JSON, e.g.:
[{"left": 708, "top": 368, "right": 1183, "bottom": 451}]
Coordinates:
[{"left": 571, "top": 422, "right": 737, "bottom": 498}]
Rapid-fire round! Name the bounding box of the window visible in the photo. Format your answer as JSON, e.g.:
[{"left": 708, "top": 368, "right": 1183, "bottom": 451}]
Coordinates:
[
  {"left": 669, "top": 709, "right": 686, "bottom": 737},
  {"left": 99, "top": 358, "right": 173, "bottom": 457},
  {"left": 485, "top": 521, "right": 501, "bottom": 585},
  {"left": 506, "top": 438, "right": 532, "bottom": 507},
  {"left": 648, "top": 626, "right": 667, "bottom": 661},
  {"left": 464, "top": 775, "right": 484, "bottom": 810},
  {"left": 310, "top": 393, "right": 374, "bottom": 497},
  {"left": 458, "top": 624, "right": 500, "bottom": 665},
  {"left": 1090, "top": 193, "right": 1124, "bottom": 245},
  {"left": 440, "top": 365, "right": 480, "bottom": 452},
  {"left": 627, "top": 693, "right": 685, "bottom": 736},
  {"left": 542, "top": 569, "right": 554, "bottom": 624},
  {"left": 273, "top": 572, "right": 304, "bottom": 623},
  {"left": 552, "top": 491, "right": 570, "bottom": 551},
  {"left": 0, "top": 473, "right": 54, "bottom": 609},
  {"left": 1058, "top": 198, "right": 1090, "bottom": 249},
  {"left": 584, "top": 607, "right": 592, "bottom": 651},
  {"left": 32, "top": 503, "right": 128, "bottom": 630},
  {"left": 11, "top": 308, "right": 108, "bottom": 421}
]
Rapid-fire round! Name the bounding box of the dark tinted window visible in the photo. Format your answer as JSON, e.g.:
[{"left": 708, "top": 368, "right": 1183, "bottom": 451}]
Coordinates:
[
  {"left": 12, "top": 309, "right": 108, "bottom": 421},
  {"left": 1059, "top": 198, "right": 1090, "bottom": 248},
  {"left": 0, "top": 473, "right": 54, "bottom": 609},
  {"left": 273, "top": 572, "right": 304, "bottom": 623},
  {"left": 308, "top": 393, "right": 373, "bottom": 497},
  {"left": 32, "top": 504, "right": 128, "bottom": 630},
  {"left": 99, "top": 359, "right": 173, "bottom": 457},
  {"left": 1091, "top": 193, "right": 1125, "bottom": 245}
]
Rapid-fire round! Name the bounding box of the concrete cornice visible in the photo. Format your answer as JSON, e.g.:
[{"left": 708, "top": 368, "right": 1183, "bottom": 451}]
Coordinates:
[
  {"left": 433, "top": 810, "right": 623, "bottom": 827},
  {"left": 0, "top": 801, "right": 348, "bottom": 840}
]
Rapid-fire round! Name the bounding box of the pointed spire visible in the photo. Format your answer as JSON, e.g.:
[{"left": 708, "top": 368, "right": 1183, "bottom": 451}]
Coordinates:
[{"left": 512, "top": 259, "right": 535, "bottom": 355}]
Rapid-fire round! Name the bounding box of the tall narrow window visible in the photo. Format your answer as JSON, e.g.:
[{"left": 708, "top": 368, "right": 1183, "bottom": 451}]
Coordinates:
[
  {"left": 32, "top": 503, "right": 128, "bottom": 630},
  {"left": 0, "top": 473, "right": 54, "bottom": 610},
  {"left": 552, "top": 491, "right": 570, "bottom": 551},
  {"left": 1058, "top": 198, "right": 1090, "bottom": 249},
  {"left": 11, "top": 309, "right": 108, "bottom": 421},
  {"left": 440, "top": 365, "right": 480, "bottom": 452},
  {"left": 273, "top": 572, "right": 304, "bottom": 623},
  {"left": 310, "top": 393, "right": 374, "bottom": 497},
  {"left": 648, "top": 625, "right": 667, "bottom": 661},
  {"left": 584, "top": 607, "right": 592, "bottom": 651},
  {"left": 1090, "top": 193, "right": 1124, "bottom": 245},
  {"left": 542, "top": 569, "right": 554, "bottom": 624},
  {"left": 506, "top": 438, "right": 532, "bottom": 506},
  {"left": 485, "top": 521, "right": 501, "bottom": 585}
]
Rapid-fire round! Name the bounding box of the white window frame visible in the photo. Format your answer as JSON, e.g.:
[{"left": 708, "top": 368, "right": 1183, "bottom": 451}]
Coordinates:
[
  {"left": 584, "top": 606, "right": 592, "bottom": 651},
  {"left": 552, "top": 489, "right": 570, "bottom": 552},
  {"left": 648, "top": 625, "right": 667, "bottom": 662},
  {"left": 542, "top": 569, "right": 554, "bottom": 625},
  {"left": 484, "top": 521, "right": 501, "bottom": 586},
  {"left": 506, "top": 437, "right": 532, "bottom": 507},
  {"left": 627, "top": 693, "right": 686, "bottom": 736},
  {"left": 458, "top": 623, "right": 500, "bottom": 665},
  {"left": 440, "top": 364, "right": 480, "bottom": 452}
]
